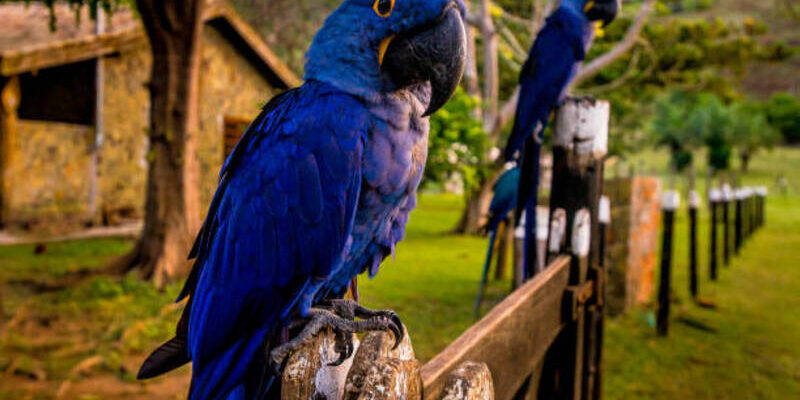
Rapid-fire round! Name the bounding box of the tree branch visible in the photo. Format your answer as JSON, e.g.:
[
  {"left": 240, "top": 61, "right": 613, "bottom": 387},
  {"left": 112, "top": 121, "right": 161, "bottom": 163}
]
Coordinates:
[{"left": 571, "top": 0, "right": 655, "bottom": 88}]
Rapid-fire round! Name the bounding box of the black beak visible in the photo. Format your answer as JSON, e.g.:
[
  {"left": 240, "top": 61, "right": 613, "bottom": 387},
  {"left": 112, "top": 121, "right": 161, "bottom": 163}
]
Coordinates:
[
  {"left": 586, "top": 0, "right": 620, "bottom": 27},
  {"left": 381, "top": 3, "right": 466, "bottom": 116}
]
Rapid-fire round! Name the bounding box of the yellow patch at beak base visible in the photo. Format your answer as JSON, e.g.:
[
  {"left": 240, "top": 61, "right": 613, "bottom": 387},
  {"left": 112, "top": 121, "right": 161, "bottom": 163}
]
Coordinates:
[
  {"left": 584, "top": 1, "right": 595, "bottom": 12},
  {"left": 594, "top": 21, "right": 605, "bottom": 38},
  {"left": 378, "top": 35, "right": 396, "bottom": 66}
]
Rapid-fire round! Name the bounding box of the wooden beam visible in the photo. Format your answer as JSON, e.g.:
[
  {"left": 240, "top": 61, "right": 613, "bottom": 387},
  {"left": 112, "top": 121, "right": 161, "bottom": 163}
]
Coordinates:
[
  {"left": 0, "top": 75, "right": 20, "bottom": 227},
  {"left": 421, "top": 256, "right": 572, "bottom": 400},
  {"left": 0, "top": 30, "right": 144, "bottom": 76}
]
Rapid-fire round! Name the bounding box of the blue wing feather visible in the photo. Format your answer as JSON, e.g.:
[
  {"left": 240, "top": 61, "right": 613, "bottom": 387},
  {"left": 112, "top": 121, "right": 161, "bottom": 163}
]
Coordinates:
[{"left": 182, "top": 82, "right": 367, "bottom": 399}]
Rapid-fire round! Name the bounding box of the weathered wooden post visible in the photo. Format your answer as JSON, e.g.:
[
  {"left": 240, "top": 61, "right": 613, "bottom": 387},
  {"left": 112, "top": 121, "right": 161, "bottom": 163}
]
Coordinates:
[
  {"left": 536, "top": 207, "right": 550, "bottom": 275},
  {"left": 438, "top": 361, "right": 495, "bottom": 400},
  {"left": 755, "top": 187, "right": 767, "bottom": 229},
  {"left": 734, "top": 189, "right": 743, "bottom": 255},
  {"left": 543, "top": 97, "right": 608, "bottom": 400},
  {"left": 657, "top": 190, "right": 679, "bottom": 336},
  {"left": 513, "top": 212, "right": 526, "bottom": 290},
  {"left": 742, "top": 188, "right": 751, "bottom": 241},
  {"left": 0, "top": 76, "right": 20, "bottom": 228},
  {"left": 750, "top": 188, "right": 758, "bottom": 236},
  {"left": 282, "top": 327, "right": 423, "bottom": 400},
  {"left": 588, "top": 195, "right": 611, "bottom": 400},
  {"left": 688, "top": 190, "right": 700, "bottom": 299},
  {"left": 722, "top": 184, "right": 732, "bottom": 266},
  {"left": 708, "top": 188, "right": 721, "bottom": 282}
]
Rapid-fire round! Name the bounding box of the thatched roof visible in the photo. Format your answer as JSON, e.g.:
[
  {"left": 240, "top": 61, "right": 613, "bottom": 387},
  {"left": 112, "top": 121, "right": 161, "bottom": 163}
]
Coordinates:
[{"left": 0, "top": 1, "right": 300, "bottom": 89}]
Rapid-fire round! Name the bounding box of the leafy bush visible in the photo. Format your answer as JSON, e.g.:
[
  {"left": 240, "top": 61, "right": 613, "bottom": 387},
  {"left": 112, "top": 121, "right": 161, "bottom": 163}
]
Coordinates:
[
  {"left": 425, "top": 88, "right": 493, "bottom": 192},
  {"left": 650, "top": 91, "right": 704, "bottom": 171},
  {"left": 764, "top": 93, "right": 800, "bottom": 143}
]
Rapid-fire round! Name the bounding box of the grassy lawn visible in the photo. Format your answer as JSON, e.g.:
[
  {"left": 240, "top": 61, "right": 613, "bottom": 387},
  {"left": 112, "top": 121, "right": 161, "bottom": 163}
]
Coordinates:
[{"left": 1, "top": 147, "right": 798, "bottom": 398}]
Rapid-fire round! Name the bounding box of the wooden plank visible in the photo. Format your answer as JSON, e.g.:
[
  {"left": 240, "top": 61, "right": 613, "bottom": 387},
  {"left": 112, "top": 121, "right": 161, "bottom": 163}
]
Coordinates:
[
  {"left": 421, "top": 256, "right": 572, "bottom": 400},
  {"left": 1, "top": 30, "right": 144, "bottom": 76}
]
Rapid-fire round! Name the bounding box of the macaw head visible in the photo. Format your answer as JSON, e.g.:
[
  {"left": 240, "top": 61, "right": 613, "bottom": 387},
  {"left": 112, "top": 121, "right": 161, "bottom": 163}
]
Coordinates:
[
  {"left": 562, "top": 0, "right": 620, "bottom": 27},
  {"left": 585, "top": 0, "right": 621, "bottom": 27},
  {"left": 305, "top": 0, "right": 467, "bottom": 116}
]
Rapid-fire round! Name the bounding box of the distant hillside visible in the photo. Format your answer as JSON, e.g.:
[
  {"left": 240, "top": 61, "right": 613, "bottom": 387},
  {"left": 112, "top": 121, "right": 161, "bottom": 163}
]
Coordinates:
[{"left": 681, "top": 0, "right": 800, "bottom": 99}]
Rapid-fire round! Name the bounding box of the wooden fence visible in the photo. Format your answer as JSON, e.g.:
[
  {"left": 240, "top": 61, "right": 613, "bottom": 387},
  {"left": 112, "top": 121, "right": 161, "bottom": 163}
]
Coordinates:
[{"left": 283, "top": 98, "right": 610, "bottom": 400}]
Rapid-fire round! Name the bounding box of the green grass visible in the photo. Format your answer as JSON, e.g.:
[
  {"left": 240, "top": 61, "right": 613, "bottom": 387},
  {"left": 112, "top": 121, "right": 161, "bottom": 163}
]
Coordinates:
[{"left": 1, "top": 147, "right": 799, "bottom": 398}]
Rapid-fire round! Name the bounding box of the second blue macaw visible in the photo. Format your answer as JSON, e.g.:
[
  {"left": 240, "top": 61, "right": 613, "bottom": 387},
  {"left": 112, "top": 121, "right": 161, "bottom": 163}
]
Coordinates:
[
  {"left": 474, "top": 164, "right": 519, "bottom": 315},
  {"left": 504, "top": 0, "right": 619, "bottom": 278},
  {"left": 136, "top": 1, "right": 467, "bottom": 399}
]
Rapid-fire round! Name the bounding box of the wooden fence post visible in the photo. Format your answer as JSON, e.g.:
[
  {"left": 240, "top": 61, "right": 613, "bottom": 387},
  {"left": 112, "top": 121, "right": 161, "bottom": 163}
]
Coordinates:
[
  {"left": 438, "top": 361, "right": 495, "bottom": 400},
  {"left": 755, "top": 187, "right": 767, "bottom": 229},
  {"left": 657, "top": 190, "right": 679, "bottom": 336},
  {"left": 544, "top": 97, "right": 608, "bottom": 400},
  {"left": 282, "top": 328, "right": 423, "bottom": 400},
  {"left": 751, "top": 189, "right": 757, "bottom": 232},
  {"left": 708, "top": 188, "right": 721, "bottom": 282},
  {"left": 722, "top": 184, "right": 732, "bottom": 266},
  {"left": 688, "top": 190, "right": 700, "bottom": 299},
  {"left": 734, "top": 189, "right": 743, "bottom": 255},
  {"left": 742, "top": 188, "right": 751, "bottom": 241},
  {"left": 589, "top": 195, "right": 610, "bottom": 400}
]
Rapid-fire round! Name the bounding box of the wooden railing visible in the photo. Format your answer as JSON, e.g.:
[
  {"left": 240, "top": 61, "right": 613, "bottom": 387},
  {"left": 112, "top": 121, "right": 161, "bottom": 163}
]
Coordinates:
[{"left": 421, "top": 256, "right": 572, "bottom": 399}]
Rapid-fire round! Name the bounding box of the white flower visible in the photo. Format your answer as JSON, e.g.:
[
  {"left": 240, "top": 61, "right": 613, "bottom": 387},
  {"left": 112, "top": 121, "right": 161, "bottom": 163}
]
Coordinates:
[{"left": 488, "top": 147, "right": 501, "bottom": 162}]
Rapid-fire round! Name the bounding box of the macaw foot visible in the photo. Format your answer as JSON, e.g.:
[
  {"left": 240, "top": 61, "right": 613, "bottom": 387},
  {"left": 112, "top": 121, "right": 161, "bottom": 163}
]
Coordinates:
[{"left": 269, "top": 302, "right": 404, "bottom": 372}]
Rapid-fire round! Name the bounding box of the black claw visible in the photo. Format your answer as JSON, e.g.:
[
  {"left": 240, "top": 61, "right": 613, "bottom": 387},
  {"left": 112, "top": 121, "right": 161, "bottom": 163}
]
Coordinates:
[
  {"left": 328, "top": 331, "right": 355, "bottom": 367},
  {"left": 386, "top": 315, "right": 404, "bottom": 350},
  {"left": 269, "top": 353, "right": 289, "bottom": 375}
]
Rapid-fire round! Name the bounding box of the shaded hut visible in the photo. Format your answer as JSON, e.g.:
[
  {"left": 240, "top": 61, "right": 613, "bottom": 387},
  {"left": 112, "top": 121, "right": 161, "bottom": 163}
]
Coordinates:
[{"left": 0, "top": 1, "right": 299, "bottom": 231}]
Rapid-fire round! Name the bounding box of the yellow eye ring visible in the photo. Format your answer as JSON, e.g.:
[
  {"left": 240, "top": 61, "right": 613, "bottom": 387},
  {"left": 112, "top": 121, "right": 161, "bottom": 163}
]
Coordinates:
[{"left": 373, "top": 0, "right": 395, "bottom": 18}]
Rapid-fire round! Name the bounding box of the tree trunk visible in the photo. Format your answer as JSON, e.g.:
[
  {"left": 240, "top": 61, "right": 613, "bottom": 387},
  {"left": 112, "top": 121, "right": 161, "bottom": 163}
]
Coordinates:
[
  {"left": 463, "top": 2, "right": 482, "bottom": 120},
  {"left": 480, "top": 0, "right": 498, "bottom": 132},
  {"left": 453, "top": 167, "right": 503, "bottom": 235},
  {"left": 740, "top": 151, "right": 750, "bottom": 173},
  {"left": 119, "top": 0, "right": 204, "bottom": 288}
]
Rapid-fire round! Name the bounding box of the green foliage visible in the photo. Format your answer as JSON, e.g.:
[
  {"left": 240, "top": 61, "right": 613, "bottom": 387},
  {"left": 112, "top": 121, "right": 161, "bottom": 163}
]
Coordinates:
[
  {"left": 687, "top": 94, "right": 734, "bottom": 171},
  {"left": 650, "top": 91, "right": 704, "bottom": 171},
  {"left": 426, "top": 89, "right": 493, "bottom": 192},
  {"left": 648, "top": 90, "right": 781, "bottom": 172},
  {"left": 728, "top": 102, "right": 780, "bottom": 164},
  {"left": 8, "top": 0, "right": 128, "bottom": 30},
  {"left": 581, "top": 8, "right": 796, "bottom": 156},
  {"left": 657, "top": 0, "right": 716, "bottom": 15},
  {"left": 764, "top": 93, "right": 800, "bottom": 143}
]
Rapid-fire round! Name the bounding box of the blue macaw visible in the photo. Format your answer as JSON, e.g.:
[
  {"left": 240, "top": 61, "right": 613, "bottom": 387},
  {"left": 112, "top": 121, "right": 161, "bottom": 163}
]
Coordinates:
[
  {"left": 136, "top": 0, "right": 467, "bottom": 398},
  {"left": 504, "top": 0, "right": 619, "bottom": 278},
  {"left": 474, "top": 165, "right": 519, "bottom": 315}
]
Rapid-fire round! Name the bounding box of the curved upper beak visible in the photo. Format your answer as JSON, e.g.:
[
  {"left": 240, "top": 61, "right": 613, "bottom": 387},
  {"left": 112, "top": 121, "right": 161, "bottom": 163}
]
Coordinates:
[{"left": 380, "top": 3, "right": 467, "bottom": 116}]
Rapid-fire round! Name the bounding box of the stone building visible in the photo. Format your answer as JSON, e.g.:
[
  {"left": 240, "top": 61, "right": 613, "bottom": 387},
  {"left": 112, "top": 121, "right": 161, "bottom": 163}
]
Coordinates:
[{"left": 0, "top": 1, "right": 299, "bottom": 231}]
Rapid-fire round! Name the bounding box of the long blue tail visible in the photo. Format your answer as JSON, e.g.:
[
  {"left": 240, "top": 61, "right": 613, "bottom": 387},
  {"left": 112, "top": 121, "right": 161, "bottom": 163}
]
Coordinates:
[{"left": 474, "top": 229, "right": 499, "bottom": 316}]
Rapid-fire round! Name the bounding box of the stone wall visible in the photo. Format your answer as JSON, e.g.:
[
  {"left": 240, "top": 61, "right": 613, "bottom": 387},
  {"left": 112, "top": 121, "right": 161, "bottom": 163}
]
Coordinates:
[
  {"left": 605, "top": 176, "right": 662, "bottom": 315},
  {"left": 100, "top": 39, "right": 151, "bottom": 221},
  {"left": 197, "top": 25, "right": 275, "bottom": 209},
  {"left": 9, "top": 120, "right": 92, "bottom": 229},
  {"left": 6, "top": 24, "right": 280, "bottom": 230}
]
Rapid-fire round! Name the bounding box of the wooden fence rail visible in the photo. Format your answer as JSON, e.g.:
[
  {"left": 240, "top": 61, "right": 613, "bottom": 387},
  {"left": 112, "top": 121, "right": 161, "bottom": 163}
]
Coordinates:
[{"left": 421, "top": 256, "right": 572, "bottom": 400}]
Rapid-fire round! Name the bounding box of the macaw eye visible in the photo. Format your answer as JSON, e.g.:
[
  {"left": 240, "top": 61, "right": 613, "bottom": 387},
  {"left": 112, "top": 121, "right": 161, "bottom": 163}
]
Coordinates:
[{"left": 373, "top": 0, "right": 395, "bottom": 18}]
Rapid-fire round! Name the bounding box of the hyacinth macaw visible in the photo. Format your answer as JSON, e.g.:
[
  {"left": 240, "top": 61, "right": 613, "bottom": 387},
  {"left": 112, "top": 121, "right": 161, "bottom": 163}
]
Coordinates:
[
  {"left": 504, "top": 0, "right": 619, "bottom": 278},
  {"left": 136, "top": 0, "right": 467, "bottom": 398},
  {"left": 474, "top": 165, "right": 519, "bottom": 315}
]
